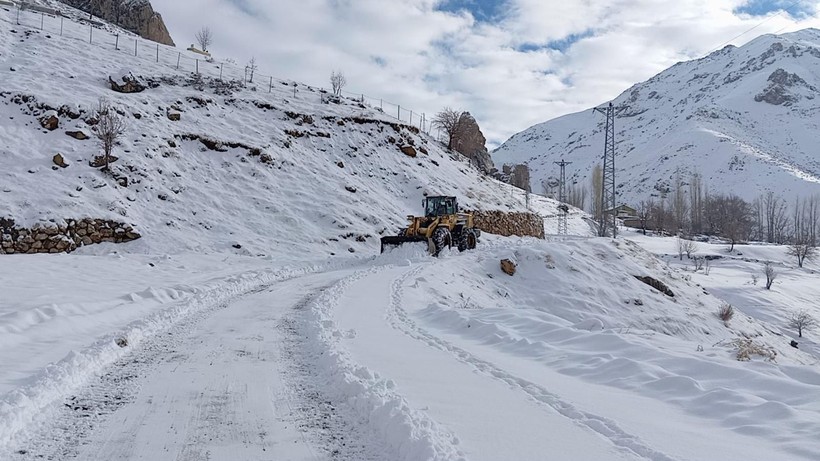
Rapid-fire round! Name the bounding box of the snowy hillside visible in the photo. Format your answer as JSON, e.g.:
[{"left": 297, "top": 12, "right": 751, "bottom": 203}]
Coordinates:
[
  {"left": 0, "top": 2, "right": 560, "bottom": 258},
  {"left": 3, "top": 5, "right": 820, "bottom": 461},
  {"left": 493, "top": 28, "right": 820, "bottom": 205}
]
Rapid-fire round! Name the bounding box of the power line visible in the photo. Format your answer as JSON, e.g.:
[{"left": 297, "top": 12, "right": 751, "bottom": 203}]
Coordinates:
[{"left": 710, "top": 0, "right": 807, "bottom": 52}]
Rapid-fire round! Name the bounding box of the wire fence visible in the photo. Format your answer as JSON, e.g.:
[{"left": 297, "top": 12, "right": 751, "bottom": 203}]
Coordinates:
[{"left": 7, "top": 3, "right": 437, "bottom": 135}]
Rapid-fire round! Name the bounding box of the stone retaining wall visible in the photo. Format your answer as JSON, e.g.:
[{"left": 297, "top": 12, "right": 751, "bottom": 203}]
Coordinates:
[
  {"left": 0, "top": 218, "right": 141, "bottom": 254},
  {"left": 472, "top": 210, "right": 545, "bottom": 239}
]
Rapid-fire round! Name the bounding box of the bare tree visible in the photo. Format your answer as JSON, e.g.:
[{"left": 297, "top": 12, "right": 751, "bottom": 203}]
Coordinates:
[
  {"left": 788, "top": 242, "right": 816, "bottom": 268},
  {"left": 330, "top": 70, "right": 346, "bottom": 96},
  {"left": 763, "top": 261, "right": 777, "bottom": 290},
  {"left": 693, "top": 256, "right": 706, "bottom": 272},
  {"left": 652, "top": 197, "right": 667, "bottom": 236},
  {"left": 677, "top": 237, "right": 697, "bottom": 260},
  {"left": 789, "top": 310, "right": 816, "bottom": 338},
  {"left": 689, "top": 172, "right": 704, "bottom": 234},
  {"left": 704, "top": 194, "right": 752, "bottom": 251},
  {"left": 637, "top": 199, "right": 653, "bottom": 235},
  {"left": 790, "top": 195, "right": 819, "bottom": 267},
  {"left": 590, "top": 165, "right": 604, "bottom": 234},
  {"left": 567, "top": 183, "right": 587, "bottom": 210},
  {"left": 195, "top": 26, "right": 213, "bottom": 51},
  {"left": 760, "top": 191, "right": 790, "bottom": 243},
  {"left": 93, "top": 98, "right": 126, "bottom": 170},
  {"left": 671, "top": 169, "right": 689, "bottom": 234},
  {"left": 245, "top": 57, "right": 258, "bottom": 83},
  {"left": 432, "top": 107, "right": 468, "bottom": 150}
]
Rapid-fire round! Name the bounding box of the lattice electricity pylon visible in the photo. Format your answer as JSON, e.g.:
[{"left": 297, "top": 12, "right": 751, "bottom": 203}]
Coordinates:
[
  {"left": 593, "top": 102, "right": 617, "bottom": 238},
  {"left": 554, "top": 160, "right": 572, "bottom": 235}
]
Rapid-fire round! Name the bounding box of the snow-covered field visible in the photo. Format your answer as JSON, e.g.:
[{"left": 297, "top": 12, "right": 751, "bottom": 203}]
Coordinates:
[{"left": 2, "top": 3, "right": 820, "bottom": 461}]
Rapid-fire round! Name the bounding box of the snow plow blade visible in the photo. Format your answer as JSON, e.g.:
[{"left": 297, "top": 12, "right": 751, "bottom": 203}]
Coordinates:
[{"left": 380, "top": 236, "right": 429, "bottom": 253}]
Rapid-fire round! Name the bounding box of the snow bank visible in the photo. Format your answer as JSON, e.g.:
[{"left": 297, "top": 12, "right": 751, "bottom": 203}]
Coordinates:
[{"left": 303, "top": 268, "right": 465, "bottom": 461}]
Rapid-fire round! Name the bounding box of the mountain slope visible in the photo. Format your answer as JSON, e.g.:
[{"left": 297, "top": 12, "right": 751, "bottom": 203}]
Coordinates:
[
  {"left": 0, "top": 6, "right": 557, "bottom": 258},
  {"left": 493, "top": 29, "right": 820, "bottom": 205}
]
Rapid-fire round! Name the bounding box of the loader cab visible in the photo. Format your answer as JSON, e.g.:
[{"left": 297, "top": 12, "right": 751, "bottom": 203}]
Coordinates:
[{"left": 423, "top": 196, "right": 458, "bottom": 217}]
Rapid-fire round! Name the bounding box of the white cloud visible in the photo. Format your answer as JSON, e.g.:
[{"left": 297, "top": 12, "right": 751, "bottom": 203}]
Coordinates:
[{"left": 152, "top": 0, "right": 820, "bottom": 148}]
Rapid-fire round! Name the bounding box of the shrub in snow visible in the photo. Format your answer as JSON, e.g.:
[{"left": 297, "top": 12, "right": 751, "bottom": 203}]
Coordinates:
[
  {"left": 731, "top": 338, "right": 776, "bottom": 362},
  {"left": 717, "top": 303, "right": 734, "bottom": 325}
]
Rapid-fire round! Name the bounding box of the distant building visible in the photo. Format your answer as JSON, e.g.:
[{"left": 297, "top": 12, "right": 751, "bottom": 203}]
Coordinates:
[{"left": 606, "top": 204, "right": 637, "bottom": 219}]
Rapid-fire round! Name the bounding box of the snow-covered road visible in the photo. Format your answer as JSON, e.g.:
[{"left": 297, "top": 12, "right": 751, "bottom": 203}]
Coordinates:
[
  {"left": 333, "top": 264, "right": 639, "bottom": 460},
  {"left": 4, "top": 242, "right": 820, "bottom": 460},
  {"left": 7, "top": 267, "right": 390, "bottom": 460}
]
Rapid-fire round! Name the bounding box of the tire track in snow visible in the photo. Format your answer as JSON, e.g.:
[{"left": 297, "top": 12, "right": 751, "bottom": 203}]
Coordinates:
[
  {"left": 1, "top": 259, "right": 369, "bottom": 459},
  {"left": 303, "top": 264, "right": 466, "bottom": 461},
  {"left": 386, "top": 263, "right": 680, "bottom": 461}
]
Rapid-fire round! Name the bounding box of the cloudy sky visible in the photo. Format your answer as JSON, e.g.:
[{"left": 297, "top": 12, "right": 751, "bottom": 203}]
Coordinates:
[{"left": 152, "top": 0, "right": 820, "bottom": 148}]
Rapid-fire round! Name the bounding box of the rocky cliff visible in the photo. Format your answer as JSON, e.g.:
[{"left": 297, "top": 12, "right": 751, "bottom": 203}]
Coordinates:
[
  {"left": 454, "top": 112, "right": 494, "bottom": 173},
  {"left": 59, "top": 0, "right": 175, "bottom": 46}
]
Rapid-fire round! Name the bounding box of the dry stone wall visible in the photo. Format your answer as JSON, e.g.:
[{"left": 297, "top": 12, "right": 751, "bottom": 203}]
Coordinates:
[
  {"left": 472, "top": 210, "right": 545, "bottom": 239},
  {"left": 0, "top": 218, "right": 141, "bottom": 254}
]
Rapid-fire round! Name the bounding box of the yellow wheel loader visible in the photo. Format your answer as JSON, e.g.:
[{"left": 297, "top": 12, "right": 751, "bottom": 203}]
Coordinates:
[{"left": 380, "top": 196, "right": 480, "bottom": 256}]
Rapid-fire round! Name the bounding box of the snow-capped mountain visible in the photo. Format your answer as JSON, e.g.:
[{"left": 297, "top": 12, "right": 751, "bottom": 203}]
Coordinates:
[{"left": 493, "top": 28, "right": 820, "bottom": 205}]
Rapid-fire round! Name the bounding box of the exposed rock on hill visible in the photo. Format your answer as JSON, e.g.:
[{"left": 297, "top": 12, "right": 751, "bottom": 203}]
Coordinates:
[
  {"left": 59, "top": 0, "right": 175, "bottom": 46},
  {"left": 453, "top": 112, "right": 494, "bottom": 173}
]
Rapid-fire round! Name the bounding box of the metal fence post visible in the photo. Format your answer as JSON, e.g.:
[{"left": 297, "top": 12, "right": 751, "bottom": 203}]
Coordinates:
[
  {"left": 156, "top": 44, "right": 159, "bottom": 62},
  {"left": 410, "top": 111, "right": 413, "bottom": 125},
  {"left": 40, "top": 12, "right": 43, "bottom": 30},
  {"left": 196, "top": 59, "right": 199, "bottom": 74},
  {"left": 134, "top": 39, "right": 137, "bottom": 56},
  {"left": 60, "top": 16, "right": 63, "bottom": 36},
  {"left": 269, "top": 76, "right": 273, "bottom": 92},
  {"left": 16, "top": 4, "right": 20, "bottom": 25},
  {"left": 397, "top": 105, "right": 400, "bottom": 120},
  {"left": 115, "top": 34, "right": 119, "bottom": 50},
  {"left": 219, "top": 64, "right": 223, "bottom": 80},
  {"left": 89, "top": 25, "right": 93, "bottom": 43},
  {"left": 176, "top": 52, "right": 180, "bottom": 69}
]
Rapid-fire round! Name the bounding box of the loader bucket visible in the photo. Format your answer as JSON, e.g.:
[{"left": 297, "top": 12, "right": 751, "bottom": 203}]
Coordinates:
[{"left": 380, "top": 235, "right": 429, "bottom": 254}]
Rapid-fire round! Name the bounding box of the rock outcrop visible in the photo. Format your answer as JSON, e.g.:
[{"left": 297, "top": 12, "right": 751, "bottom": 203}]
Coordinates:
[
  {"left": 498, "top": 164, "right": 531, "bottom": 192},
  {"left": 0, "top": 217, "right": 141, "bottom": 254},
  {"left": 754, "top": 68, "right": 818, "bottom": 106},
  {"left": 60, "top": 0, "right": 175, "bottom": 46},
  {"left": 453, "top": 112, "right": 494, "bottom": 173}
]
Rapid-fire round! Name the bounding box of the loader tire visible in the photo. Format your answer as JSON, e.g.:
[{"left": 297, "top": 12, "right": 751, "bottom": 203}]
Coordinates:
[
  {"left": 458, "top": 228, "right": 477, "bottom": 252},
  {"left": 431, "top": 227, "right": 452, "bottom": 256}
]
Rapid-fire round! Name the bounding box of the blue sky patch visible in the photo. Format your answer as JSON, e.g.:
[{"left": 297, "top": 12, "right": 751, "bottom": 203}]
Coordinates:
[
  {"left": 734, "top": 0, "right": 816, "bottom": 18},
  {"left": 436, "top": 0, "right": 509, "bottom": 22},
  {"left": 517, "top": 29, "right": 595, "bottom": 53}
]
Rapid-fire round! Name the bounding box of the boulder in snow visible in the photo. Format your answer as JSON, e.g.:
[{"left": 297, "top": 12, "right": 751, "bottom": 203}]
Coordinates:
[
  {"left": 52, "top": 153, "right": 68, "bottom": 168},
  {"left": 40, "top": 111, "right": 59, "bottom": 131},
  {"left": 500, "top": 259, "right": 517, "bottom": 276}
]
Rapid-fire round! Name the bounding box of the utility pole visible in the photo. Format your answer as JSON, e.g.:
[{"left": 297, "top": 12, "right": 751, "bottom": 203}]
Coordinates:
[
  {"left": 555, "top": 160, "right": 572, "bottom": 235},
  {"left": 593, "top": 102, "right": 617, "bottom": 238}
]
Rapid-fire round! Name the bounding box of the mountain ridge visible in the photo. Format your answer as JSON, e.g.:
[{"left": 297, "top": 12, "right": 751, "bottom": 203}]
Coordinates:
[{"left": 492, "top": 27, "right": 820, "bottom": 206}]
